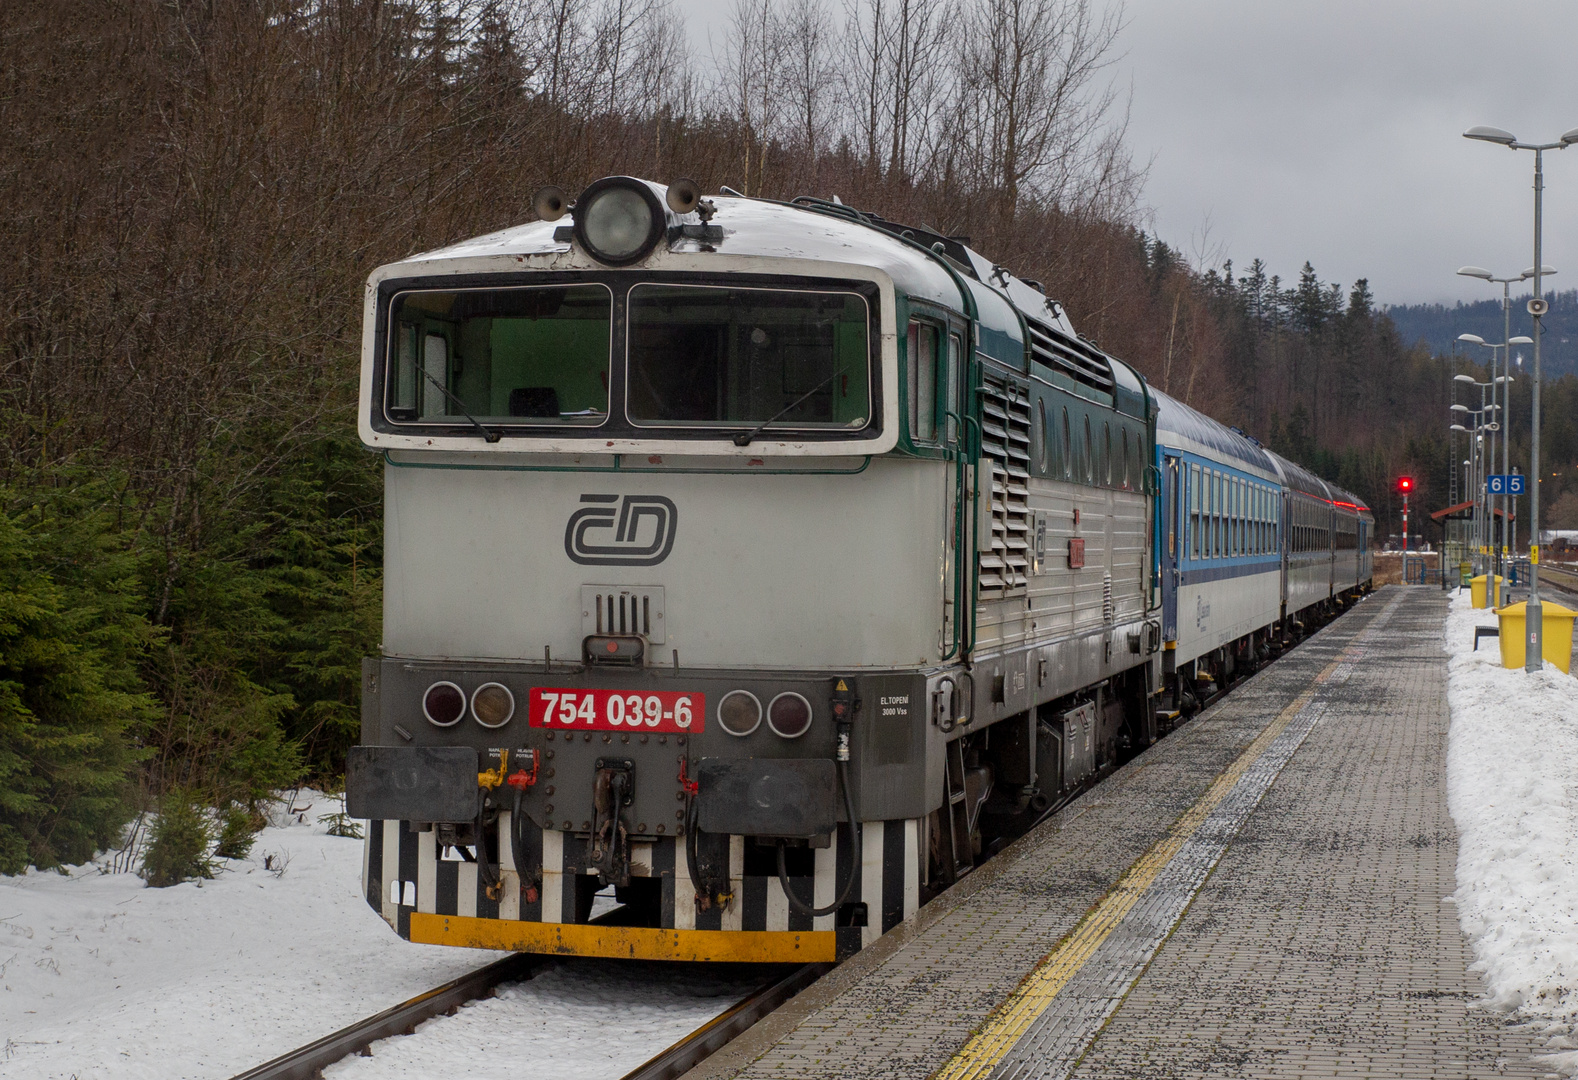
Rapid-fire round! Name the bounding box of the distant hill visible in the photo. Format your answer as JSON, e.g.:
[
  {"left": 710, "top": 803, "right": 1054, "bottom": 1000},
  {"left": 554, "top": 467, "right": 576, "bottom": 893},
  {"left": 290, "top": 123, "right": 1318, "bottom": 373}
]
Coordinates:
[{"left": 1383, "top": 288, "right": 1578, "bottom": 377}]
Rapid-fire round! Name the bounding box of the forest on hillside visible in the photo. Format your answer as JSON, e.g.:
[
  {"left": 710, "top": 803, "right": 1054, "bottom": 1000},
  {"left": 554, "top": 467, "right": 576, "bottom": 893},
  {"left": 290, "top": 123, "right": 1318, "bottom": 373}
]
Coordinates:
[
  {"left": 3, "top": 0, "right": 1576, "bottom": 873},
  {"left": 1386, "top": 289, "right": 1578, "bottom": 379}
]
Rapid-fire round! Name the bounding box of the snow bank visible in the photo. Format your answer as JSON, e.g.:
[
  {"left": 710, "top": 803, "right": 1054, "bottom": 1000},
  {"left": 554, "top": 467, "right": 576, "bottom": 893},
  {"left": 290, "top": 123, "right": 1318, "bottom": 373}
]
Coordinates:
[
  {"left": 0, "top": 792, "right": 500, "bottom": 1080},
  {"left": 1445, "top": 589, "right": 1578, "bottom": 1065}
]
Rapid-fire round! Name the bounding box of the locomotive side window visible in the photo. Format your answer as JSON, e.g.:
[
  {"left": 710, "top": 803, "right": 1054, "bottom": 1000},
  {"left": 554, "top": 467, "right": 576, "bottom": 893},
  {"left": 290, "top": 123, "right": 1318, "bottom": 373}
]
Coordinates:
[
  {"left": 1103, "top": 423, "right": 1113, "bottom": 486},
  {"left": 906, "top": 321, "right": 938, "bottom": 443},
  {"left": 947, "top": 333, "right": 962, "bottom": 444},
  {"left": 1061, "top": 407, "right": 1072, "bottom": 480},
  {"left": 1036, "top": 400, "right": 1049, "bottom": 473},
  {"left": 628, "top": 285, "right": 869, "bottom": 430},
  {"left": 1083, "top": 415, "right": 1094, "bottom": 484},
  {"left": 386, "top": 284, "right": 612, "bottom": 425}
]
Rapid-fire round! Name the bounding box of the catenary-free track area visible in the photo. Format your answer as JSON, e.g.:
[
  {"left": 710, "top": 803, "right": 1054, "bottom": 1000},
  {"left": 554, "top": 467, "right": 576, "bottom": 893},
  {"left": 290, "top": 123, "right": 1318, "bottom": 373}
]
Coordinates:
[{"left": 684, "top": 586, "right": 1548, "bottom": 1080}]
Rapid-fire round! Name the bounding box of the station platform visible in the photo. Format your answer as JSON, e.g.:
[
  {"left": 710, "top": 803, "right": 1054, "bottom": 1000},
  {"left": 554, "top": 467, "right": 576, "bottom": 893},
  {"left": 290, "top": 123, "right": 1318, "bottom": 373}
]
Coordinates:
[{"left": 688, "top": 587, "right": 1547, "bottom": 1080}]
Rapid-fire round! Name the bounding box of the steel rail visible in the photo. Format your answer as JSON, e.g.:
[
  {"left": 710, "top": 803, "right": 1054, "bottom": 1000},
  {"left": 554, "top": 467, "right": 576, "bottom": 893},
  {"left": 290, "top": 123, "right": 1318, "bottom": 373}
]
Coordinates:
[
  {"left": 616, "top": 963, "right": 830, "bottom": 1080},
  {"left": 1540, "top": 563, "right": 1578, "bottom": 595},
  {"left": 227, "top": 949, "right": 545, "bottom": 1080}
]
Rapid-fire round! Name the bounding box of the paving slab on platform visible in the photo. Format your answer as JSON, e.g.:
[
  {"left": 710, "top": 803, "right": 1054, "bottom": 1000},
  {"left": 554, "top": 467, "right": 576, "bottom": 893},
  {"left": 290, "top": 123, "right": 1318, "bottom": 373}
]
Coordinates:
[{"left": 685, "top": 587, "right": 1548, "bottom": 1080}]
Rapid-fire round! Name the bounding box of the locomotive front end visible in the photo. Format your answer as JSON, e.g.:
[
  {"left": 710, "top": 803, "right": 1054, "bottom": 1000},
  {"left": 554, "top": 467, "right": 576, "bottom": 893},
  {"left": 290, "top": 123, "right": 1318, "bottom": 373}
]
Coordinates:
[{"left": 347, "top": 178, "right": 958, "bottom": 961}]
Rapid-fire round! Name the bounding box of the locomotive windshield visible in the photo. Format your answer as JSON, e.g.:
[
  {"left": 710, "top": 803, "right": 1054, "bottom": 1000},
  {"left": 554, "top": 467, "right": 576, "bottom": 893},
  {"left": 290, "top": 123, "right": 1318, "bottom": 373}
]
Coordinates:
[
  {"left": 380, "top": 279, "right": 872, "bottom": 438},
  {"left": 385, "top": 284, "right": 612, "bottom": 425},
  {"left": 626, "top": 285, "right": 870, "bottom": 430}
]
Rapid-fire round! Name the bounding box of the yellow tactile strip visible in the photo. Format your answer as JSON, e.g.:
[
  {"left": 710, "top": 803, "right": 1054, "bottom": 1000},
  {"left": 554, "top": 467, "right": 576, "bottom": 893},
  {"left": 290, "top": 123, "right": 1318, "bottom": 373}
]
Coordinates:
[{"left": 935, "top": 594, "right": 1405, "bottom": 1080}]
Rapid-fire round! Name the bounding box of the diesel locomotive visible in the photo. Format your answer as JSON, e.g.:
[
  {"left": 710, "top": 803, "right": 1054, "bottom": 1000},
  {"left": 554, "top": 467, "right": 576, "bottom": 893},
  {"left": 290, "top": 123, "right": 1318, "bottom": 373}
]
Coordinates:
[{"left": 345, "top": 176, "right": 1372, "bottom": 963}]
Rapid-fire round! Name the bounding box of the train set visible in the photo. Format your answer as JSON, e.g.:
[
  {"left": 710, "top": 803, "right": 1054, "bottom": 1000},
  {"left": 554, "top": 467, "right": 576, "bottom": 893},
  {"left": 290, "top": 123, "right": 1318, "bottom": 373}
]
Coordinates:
[{"left": 345, "top": 176, "right": 1373, "bottom": 963}]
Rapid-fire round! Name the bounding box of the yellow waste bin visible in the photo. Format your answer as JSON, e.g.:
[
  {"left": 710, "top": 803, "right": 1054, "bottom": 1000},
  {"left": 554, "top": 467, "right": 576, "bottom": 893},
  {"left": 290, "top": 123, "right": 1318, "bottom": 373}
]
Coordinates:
[
  {"left": 1470, "top": 575, "right": 1506, "bottom": 609},
  {"left": 1496, "top": 600, "right": 1578, "bottom": 674}
]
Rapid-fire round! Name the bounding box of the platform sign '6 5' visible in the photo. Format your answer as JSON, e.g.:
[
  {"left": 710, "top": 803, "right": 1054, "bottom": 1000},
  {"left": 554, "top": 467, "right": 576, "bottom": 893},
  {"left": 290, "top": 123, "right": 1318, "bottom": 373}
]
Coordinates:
[{"left": 529, "top": 688, "right": 703, "bottom": 733}]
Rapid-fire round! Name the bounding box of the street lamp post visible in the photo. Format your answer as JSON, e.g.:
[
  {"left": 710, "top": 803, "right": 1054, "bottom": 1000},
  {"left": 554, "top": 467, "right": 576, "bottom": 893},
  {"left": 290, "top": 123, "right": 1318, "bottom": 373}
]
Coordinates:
[
  {"left": 1465, "top": 123, "right": 1578, "bottom": 670},
  {"left": 1457, "top": 264, "right": 1548, "bottom": 584},
  {"left": 1451, "top": 381, "right": 1495, "bottom": 575},
  {"left": 1455, "top": 330, "right": 1534, "bottom": 597}
]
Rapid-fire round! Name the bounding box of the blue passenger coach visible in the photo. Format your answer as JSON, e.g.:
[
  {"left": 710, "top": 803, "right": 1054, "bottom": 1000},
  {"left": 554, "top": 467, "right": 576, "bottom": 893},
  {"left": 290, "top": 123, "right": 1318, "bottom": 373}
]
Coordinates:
[{"left": 1153, "top": 390, "right": 1372, "bottom": 712}]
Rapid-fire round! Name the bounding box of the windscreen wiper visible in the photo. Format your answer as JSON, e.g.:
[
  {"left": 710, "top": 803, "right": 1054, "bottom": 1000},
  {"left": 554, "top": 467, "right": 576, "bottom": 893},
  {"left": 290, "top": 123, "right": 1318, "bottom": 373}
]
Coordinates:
[
  {"left": 732, "top": 370, "right": 843, "bottom": 447},
  {"left": 419, "top": 368, "right": 501, "bottom": 443}
]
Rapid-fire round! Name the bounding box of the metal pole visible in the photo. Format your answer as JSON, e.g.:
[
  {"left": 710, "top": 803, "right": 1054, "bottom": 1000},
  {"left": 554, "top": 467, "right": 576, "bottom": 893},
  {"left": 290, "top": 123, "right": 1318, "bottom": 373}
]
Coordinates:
[
  {"left": 1527, "top": 147, "right": 1544, "bottom": 671},
  {"left": 1501, "top": 283, "right": 1512, "bottom": 588}
]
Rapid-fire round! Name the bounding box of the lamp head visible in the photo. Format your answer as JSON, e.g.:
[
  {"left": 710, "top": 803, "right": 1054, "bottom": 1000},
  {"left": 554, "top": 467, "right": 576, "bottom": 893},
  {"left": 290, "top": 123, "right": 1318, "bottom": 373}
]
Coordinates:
[
  {"left": 1450, "top": 424, "right": 1468, "bottom": 433},
  {"left": 1562, "top": 127, "right": 1578, "bottom": 147},
  {"left": 1454, "top": 374, "right": 1477, "bottom": 384},
  {"left": 1522, "top": 266, "right": 1557, "bottom": 278},
  {"left": 1508, "top": 335, "right": 1534, "bottom": 345},
  {"left": 1457, "top": 266, "right": 1493, "bottom": 280},
  {"left": 1457, "top": 333, "right": 1485, "bottom": 345},
  {"left": 1464, "top": 125, "right": 1517, "bottom": 145},
  {"left": 1451, "top": 404, "right": 1470, "bottom": 412}
]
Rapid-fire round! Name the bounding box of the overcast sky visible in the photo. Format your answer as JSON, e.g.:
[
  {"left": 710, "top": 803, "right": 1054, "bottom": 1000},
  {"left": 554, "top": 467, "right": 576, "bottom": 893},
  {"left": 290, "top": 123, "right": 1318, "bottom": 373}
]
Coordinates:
[
  {"left": 1116, "top": 0, "right": 1578, "bottom": 307},
  {"left": 672, "top": 0, "right": 1578, "bottom": 307}
]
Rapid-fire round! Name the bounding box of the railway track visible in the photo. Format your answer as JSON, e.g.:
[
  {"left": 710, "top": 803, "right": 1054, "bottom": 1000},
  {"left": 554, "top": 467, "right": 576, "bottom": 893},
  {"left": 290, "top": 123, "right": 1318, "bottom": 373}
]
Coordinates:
[
  {"left": 227, "top": 951, "right": 825, "bottom": 1080},
  {"left": 1540, "top": 562, "right": 1578, "bottom": 595},
  {"left": 227, "top": 594, "right": 1375, "bottom": 1080}
]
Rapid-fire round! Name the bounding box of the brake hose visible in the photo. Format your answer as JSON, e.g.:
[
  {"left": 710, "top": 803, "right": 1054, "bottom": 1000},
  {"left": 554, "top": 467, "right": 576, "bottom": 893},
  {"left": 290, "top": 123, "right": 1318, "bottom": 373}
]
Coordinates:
[
  {"left": 775, "top": 758, "right": 859, "bottom": 919},
  {"left": 475, "top": 800, "right": 501, "bottom": 896},
  {"left": 511, "top": 785, "right": 529, "bottom": 882}
]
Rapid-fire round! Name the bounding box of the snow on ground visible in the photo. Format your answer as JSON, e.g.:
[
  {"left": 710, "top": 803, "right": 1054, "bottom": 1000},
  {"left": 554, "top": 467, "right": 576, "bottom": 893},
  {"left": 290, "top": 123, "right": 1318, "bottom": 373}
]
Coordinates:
[
  {"left": 1444, "top": 589, "right": 1578, "bottom": 1069},
  {"left": 0, "top": 792, "right": 502, "bottom": 1080},
  {"left": 322, "top": 960, "right": 765, "bottom": 1080}
]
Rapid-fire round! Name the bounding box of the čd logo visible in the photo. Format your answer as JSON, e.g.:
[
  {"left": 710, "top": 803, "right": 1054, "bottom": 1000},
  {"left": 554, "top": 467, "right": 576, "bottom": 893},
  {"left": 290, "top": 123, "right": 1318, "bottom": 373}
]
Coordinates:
[{"left": 565, "top": 494, "right": 678, "bottom": 566}]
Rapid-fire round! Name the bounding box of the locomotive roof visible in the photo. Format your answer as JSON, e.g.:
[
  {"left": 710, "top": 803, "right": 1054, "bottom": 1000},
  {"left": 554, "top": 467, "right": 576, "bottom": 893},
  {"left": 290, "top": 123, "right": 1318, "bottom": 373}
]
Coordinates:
[
  {"left": 1152, "top": 389, "right": 1277, "bottom": 475},
  {"left": 395, "top": 193, "right": 965, "bottom": 310},
  {"left": 395, "top": 181, "right": 1149, "bottom": 418}
]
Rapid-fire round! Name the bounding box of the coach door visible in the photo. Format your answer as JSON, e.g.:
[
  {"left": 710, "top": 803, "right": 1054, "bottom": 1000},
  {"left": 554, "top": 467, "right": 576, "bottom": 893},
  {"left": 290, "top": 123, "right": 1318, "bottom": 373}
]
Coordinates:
[{"left": 1161, "top": 454, "right": 1181, "bottom": 640}]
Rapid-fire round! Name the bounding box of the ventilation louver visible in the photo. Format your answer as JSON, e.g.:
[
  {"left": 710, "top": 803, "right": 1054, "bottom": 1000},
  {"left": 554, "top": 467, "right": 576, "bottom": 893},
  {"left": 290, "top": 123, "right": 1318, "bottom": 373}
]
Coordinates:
[{"left": 978, "top": 375, "right": 1031, "bottom": 597}]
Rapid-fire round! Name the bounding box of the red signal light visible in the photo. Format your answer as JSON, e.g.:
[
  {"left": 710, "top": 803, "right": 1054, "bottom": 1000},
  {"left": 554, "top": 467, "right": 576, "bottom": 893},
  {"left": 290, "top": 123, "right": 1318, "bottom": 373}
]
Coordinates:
[{"left": 1397, "top": 476, "right": 1413, "bottom": 493}]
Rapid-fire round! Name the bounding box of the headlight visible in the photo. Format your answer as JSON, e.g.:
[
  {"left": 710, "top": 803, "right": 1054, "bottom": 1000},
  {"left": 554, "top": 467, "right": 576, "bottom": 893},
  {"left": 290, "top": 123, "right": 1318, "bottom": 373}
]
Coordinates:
[
  {"left": 717, "top": 690, "right": 762, "bottom": 737},
  {"left": 471, "top": 683, "right": 515, "bottom": 728},
  {"left": 423, "top": 681, "right": 465, "bottom": 727},
  {"left": 767, "top": 692, "right": 813, "bottom": 739},
  {"left": 573, "top": 177, "right": 665, "bottom": 265}
]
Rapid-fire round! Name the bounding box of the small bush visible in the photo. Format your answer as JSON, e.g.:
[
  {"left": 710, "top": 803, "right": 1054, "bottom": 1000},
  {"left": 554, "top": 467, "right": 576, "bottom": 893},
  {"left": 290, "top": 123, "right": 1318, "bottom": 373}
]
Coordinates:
[
  {"left": 215, "top": 803, "right": 263, "bottom": 860},
  {"left": 141, "top": 790, "right": 214, "bottom": 887},
  {"left": 318, "top": 811, "right": 362, "bottom": 839}
]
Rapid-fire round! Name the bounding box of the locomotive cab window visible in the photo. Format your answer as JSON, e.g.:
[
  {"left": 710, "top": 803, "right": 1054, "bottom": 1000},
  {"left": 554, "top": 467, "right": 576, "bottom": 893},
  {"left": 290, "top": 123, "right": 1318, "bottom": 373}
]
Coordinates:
[
  {"left": 906, "top": 320, "right": 939, "bottom": 443},
  {"left": 628, "top": 285, "right": 870, "bottom": 431},
  {"left": 386, "top": 284, "right": 613, "bottom": 425}
]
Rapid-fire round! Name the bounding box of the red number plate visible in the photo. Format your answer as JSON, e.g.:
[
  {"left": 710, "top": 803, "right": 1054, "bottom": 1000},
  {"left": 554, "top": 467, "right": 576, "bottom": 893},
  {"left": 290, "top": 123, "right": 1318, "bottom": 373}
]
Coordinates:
[{"left": 529, "top": 688, "right": 705, "bottom": 733}]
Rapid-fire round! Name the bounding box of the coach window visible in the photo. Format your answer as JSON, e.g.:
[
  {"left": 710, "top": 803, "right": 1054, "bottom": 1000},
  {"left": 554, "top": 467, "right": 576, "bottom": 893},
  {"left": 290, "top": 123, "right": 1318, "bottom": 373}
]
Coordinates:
[
  {"left": 907, "top": 321, "right": 938, "bottom": 442},
  {"left": 1228, "top": 478, "right": 1236, "bottom": 555},
  {"left": 1235, "top": 480, "right": 1243, "bottom": 555},
  {"left": 1190, "top": 464, "right": 1201, "bottom": 558},
  {"left": 1213, "top": 472, "right": 1222, "bottom": 558}
]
